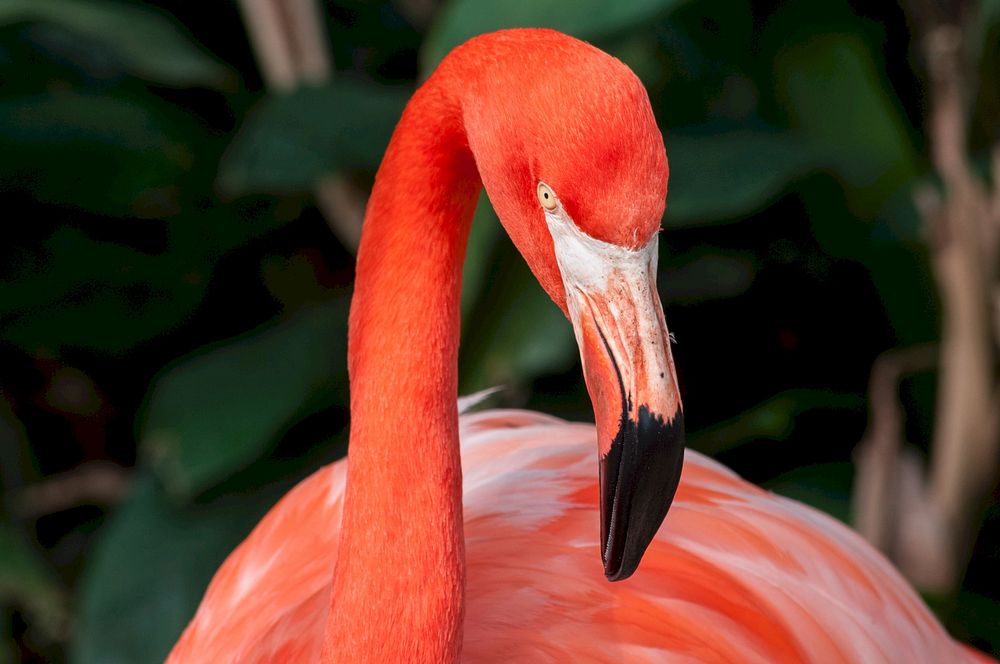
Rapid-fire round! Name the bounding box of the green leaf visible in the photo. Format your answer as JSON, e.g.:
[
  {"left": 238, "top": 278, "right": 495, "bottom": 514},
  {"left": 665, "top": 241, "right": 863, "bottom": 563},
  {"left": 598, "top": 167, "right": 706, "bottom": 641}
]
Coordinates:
[
  {"left": 0, "top": 0, "right": 231, "bottom": 88},
  {"left": 0, "top": 226, "right": 210, "bottom": 354},
  {"left": 973, "top": 0, "right": 1000, "bottom": 64},
  {"left": 218, "top": 82, "right": 408, "bottom": 196},
  {"left": 72, "top": 472, "right": 288, "bottom": 664},
  {"left": 422, "top": 0, "right": 691, "bottom": 71},
  {"left": 666, "top": 128, "right": 821, "bottom": 225},
  {"left": 764, "top": 462, "right": 854, "bottom": 524},
  {"left": 774, "top": 33, "right": 920, "bottom": 216},
  {"left": 948, "top": 590, "right": 1000, "bottom": 656},
  {"left": 141, "top": 299, "right": 350, "bottom": 499},
  {"left": 689, "top": 389, "right": 862, "bottom": 456},
  {"left": 0, "top": 92, "right": 195, "bottom": 218},
  {"left": 459, "top": 202, "right": 576, "bottom": 392},
  {"left": 461, "top": 192, "right": 504, "bottom": 316},
  {"left": 0, "top": 525, "right": 67, "bottom": 642}
]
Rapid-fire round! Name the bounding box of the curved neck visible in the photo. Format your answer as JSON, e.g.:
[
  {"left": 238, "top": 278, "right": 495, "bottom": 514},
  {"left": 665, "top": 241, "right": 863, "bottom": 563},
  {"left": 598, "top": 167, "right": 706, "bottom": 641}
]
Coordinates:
[{"left": 321, "top": 71, "right": 480, "bottom": 662}]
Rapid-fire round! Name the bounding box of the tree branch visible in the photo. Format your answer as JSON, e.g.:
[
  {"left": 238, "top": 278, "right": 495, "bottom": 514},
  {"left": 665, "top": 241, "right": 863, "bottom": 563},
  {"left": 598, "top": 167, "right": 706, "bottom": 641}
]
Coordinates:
[
  {"left": 852, "top": 345, "right": 936, "bottom": 551},
  {"left": 854, "top": 0, "right": 1000, "bottom": 594},
  {"left": 237, "top": 0, "right": 366, "bottom": 252},
  {"left": 10, "top": 462, "right": 130, "bottom": 518}
]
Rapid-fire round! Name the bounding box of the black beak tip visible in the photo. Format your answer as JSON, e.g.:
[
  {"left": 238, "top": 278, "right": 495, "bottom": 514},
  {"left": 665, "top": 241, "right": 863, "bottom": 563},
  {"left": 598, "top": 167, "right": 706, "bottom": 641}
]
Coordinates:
[
  {"left": 603, "top": 557, "right": 634, "bottom": 582},
  {"left": 600, "top": 406, "right": 685, "bottom": 582}
]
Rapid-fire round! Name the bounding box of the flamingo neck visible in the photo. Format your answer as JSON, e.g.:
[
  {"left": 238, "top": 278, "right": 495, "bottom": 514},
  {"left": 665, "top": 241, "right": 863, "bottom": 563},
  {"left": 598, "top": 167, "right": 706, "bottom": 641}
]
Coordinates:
[{"left": 321, "top": 71, "right": 479, "bottom": 662}]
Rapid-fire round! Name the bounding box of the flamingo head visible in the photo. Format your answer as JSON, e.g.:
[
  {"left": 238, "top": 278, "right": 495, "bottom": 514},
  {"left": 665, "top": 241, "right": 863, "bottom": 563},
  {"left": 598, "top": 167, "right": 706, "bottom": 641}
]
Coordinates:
[{"left": 461, "top": 31, "right": 683, "bottom": 581}]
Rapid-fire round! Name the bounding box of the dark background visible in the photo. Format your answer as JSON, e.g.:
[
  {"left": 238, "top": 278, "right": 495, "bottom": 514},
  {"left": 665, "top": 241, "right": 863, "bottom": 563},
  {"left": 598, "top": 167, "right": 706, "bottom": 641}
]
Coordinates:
[{"left": 1, "top": 0, "right": 997, "bottom": 661}]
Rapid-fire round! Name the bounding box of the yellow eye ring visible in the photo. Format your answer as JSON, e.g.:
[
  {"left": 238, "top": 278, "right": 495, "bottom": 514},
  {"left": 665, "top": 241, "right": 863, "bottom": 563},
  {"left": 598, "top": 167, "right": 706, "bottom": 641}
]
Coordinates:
[{"left": 537, "top": 182, "right": 558, "bottom": 211}]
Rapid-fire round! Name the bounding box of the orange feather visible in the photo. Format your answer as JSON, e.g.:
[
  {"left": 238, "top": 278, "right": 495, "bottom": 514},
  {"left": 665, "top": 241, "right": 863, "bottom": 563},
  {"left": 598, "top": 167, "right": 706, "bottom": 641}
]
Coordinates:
[{"left": 170, "top": 411, "right": 981, "bottom": 662}]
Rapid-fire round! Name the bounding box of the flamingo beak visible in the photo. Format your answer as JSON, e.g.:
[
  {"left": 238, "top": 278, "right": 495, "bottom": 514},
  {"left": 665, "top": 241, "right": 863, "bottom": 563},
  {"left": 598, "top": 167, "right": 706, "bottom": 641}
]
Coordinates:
[
  {"left": 545, "top": 211, "right": 684, "bottom": 581},
  {"left": 574, "top": 281, "right": 684, "bottom": 582}
]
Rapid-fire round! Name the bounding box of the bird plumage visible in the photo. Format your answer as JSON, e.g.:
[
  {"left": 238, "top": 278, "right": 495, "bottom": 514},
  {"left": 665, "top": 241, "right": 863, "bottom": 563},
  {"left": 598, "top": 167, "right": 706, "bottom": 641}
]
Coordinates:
[
  {"left": 167, "top": 28, "right": 992, "bottom": 663},
  {"left": 170, "top": 409, "right": 979, "bottom": 663}
]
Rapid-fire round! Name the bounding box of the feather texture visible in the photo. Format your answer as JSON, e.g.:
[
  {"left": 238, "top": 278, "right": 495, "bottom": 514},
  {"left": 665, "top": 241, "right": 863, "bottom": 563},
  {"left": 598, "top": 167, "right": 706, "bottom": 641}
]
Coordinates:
[{"left": 169, "top": 410, "right": 980, "bottom": 663}]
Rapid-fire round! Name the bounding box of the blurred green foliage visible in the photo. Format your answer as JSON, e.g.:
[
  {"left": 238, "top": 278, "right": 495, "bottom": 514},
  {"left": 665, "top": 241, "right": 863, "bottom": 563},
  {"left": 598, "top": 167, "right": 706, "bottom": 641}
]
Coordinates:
[
  {"left": 0, "top": 0, "right": 232, "bottom": 88},
  {"left": 72, "top": 473, "right": 292, "bottom": 664},
  {"left": 141, "top": 299, "right": 350, "bottom": 499},
  {"left": 0, "top": 1, "right": 998, "bottom": 662},
  {"left": 421, "top": 0, "right": 690, "bottom": 69},
  {"left": 217, "top": 82, "right": 406, "bottom": 195}
]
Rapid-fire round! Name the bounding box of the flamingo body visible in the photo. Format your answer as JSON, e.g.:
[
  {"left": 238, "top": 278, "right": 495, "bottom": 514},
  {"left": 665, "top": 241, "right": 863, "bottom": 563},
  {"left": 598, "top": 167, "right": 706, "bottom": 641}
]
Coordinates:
[
  {"left": 170, "top": 410, "right": 979, "bottom": 663},
  {"left": 167, "top": 29, "right": 993, "bottom": 662}
]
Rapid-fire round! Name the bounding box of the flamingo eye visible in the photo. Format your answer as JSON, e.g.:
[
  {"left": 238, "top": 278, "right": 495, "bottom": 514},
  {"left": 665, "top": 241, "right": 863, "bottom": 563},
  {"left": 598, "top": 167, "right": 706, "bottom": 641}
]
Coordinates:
[{"left": 537, "top": 182, "right": 558, "bottom": 211}]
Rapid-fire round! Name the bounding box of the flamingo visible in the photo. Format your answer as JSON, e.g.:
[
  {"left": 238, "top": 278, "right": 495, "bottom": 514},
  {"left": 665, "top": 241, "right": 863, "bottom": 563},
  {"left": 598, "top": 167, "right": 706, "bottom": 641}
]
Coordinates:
[{"left": 168, "top": 29, "right": 991, "bottom": 663}]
